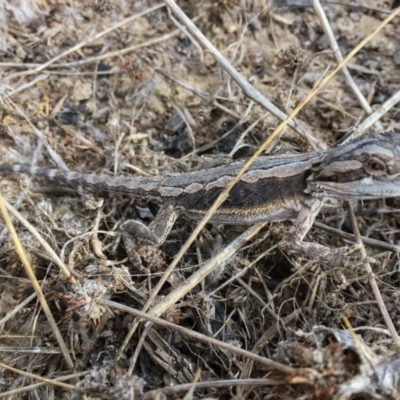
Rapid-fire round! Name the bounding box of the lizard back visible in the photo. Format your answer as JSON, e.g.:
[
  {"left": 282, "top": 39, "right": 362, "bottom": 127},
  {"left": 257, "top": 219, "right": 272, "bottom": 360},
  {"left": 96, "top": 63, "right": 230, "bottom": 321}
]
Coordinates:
[{"left": 0, "top": 151, "right": 323, "bottom": 202}]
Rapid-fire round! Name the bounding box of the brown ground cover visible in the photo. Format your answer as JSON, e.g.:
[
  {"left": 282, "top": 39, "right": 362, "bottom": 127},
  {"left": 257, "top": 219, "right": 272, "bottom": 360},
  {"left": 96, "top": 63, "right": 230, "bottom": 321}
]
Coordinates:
[{"left": 1, "top": 1, "right": 400, "bottom": 398}]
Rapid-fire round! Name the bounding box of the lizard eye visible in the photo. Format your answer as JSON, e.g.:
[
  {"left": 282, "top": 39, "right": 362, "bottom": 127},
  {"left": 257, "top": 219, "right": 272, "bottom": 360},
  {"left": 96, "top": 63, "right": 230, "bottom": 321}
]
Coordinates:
[{"left": 366, "top": 157, "right": 386, "bottom": 176}]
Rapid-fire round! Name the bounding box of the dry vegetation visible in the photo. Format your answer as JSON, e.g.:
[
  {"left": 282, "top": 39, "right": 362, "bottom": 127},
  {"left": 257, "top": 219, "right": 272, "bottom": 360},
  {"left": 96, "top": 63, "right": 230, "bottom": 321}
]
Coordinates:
[{"left": 1, "top": 0, "right": 400, "bottom": 399}]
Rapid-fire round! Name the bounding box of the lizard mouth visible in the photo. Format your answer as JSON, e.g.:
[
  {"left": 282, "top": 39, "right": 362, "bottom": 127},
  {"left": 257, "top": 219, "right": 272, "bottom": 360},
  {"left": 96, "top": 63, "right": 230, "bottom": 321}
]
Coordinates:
[{"left": 308, "top": 178, "right": 400, "bottom": 200}]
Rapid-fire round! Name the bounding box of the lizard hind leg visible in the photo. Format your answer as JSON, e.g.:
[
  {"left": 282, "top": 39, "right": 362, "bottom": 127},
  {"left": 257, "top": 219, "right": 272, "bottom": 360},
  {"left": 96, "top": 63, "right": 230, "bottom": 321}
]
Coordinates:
[
  {"left": 281, "top": 198, "right": 351, "bottom": 269},
  {"left": 119, "top": 203, "right": 179, "bottom": 270}
]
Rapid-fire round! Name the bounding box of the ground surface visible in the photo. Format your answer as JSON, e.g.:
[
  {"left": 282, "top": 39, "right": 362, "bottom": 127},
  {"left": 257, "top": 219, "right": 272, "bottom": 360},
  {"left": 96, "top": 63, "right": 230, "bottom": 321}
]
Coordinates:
[{"left": 1, "top": 1, "right": 400, "bottom": 399}]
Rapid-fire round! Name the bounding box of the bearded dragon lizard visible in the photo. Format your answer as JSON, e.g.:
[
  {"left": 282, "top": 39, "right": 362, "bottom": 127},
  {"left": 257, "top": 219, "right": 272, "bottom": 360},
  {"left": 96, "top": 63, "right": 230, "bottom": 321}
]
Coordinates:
[{"left": 1, "top": 131, "right": 399, "bottom": 268}]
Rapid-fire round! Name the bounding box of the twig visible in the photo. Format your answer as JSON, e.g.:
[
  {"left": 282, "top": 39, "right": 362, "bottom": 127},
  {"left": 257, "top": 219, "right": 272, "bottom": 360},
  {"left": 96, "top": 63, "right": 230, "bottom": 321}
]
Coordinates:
[
  {"left": 102, "top": 298, "right": 297, "bottom": 374},
  {"left": 162, "top": 0, "right": 324, "bottom": 151},
  {"left": 208, "top": 246, "right": 278, "bottom": 297},
  {"left": 313, "top": 221, "right": 400, "bottom": 252},
  {"left": 143, "top": 378, "right": 285, "bottom": 397},
  {"left": 116, "top": 222, "right": 267, "bottom": 363},
  {"left": 0, "top": 194, "right": 75, "bottom": 370},
  {"left": 3, "top": 198, "right": 75, "bottom": 280},
  {"left": 0, "top": 362, "right": 76, "bottom": 392},
  {"left": 0, "top": 27, "right": 182, "bottom": 73},
  {"left": 3, "top": 73, "right": 49, "bottom": 98},
  {"left": 0, "top": 292, "right": 37, "bottom": 327},
  {"left": 4, "top": 98, "right": 69, "bottom": 171},
  {"left": 345, "top": 202, "right": 400, "bottom": 350},
  {"left": 1, "top": 3, "right": 166, "bottom": 86},
  {"left": 238, "top": 309, "right": 300, "bottom": 397},
  {"left": 312, "top": 0, "right": 383, "bottom": 131},
  {"left": 0, "top": 372, "right": 86, "bottom": 398},
  {"left": 345, "top": 90, "right": 400, "bottom": 141}
]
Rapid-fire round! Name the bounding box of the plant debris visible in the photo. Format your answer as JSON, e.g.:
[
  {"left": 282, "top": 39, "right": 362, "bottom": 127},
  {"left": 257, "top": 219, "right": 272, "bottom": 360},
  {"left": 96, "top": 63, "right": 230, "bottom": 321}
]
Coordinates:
[{"left": 0, "top": 1, "right": 400, "bottom": 399}]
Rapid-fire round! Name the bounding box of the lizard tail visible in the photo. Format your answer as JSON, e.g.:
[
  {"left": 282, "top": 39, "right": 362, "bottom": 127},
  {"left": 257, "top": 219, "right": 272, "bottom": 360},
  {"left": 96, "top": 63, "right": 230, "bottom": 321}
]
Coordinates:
[{"left": 0, "top": 164, "right": 163, "bottom": 196}]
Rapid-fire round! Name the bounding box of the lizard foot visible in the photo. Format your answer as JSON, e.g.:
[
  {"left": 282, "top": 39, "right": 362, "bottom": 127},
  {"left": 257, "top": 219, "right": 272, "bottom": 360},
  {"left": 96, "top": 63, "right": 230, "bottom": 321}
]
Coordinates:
[
  {"left": 117, "top": 219, "right": 164, "bottom": 272},
  {"left": 281, "top": 239, "right": 352, "bottom": 269}
]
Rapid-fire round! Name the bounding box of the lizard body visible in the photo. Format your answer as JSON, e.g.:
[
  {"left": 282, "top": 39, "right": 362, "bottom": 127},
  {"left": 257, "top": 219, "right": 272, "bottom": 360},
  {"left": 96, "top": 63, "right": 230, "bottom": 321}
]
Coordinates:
[{"left": 1, "top": 131, "right": 400, "bottom": 267}]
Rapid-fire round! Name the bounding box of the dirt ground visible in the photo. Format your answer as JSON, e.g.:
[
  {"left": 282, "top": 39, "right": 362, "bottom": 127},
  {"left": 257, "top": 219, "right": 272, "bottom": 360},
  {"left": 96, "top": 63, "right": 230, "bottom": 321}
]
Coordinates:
[{"left": 1, "top": 0, "right": 400, "bottom": 399}]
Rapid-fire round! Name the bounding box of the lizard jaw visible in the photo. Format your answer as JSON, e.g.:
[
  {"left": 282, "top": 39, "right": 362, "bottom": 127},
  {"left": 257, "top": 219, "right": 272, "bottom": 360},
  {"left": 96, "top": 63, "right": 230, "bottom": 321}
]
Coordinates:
[{"left": 307, "top": 178, "right": 400, "bottom": 200}]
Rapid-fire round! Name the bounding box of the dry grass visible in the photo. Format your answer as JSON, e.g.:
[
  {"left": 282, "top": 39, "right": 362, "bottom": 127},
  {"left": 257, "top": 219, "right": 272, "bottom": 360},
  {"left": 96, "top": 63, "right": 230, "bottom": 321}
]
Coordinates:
[{"left": 1, "top": 0, "right": 400, "bottom": 399}]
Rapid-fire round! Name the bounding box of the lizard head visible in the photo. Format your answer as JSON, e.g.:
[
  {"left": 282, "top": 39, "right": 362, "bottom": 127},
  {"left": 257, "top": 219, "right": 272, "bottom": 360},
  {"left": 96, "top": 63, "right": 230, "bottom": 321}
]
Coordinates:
[{"left": 306, "top": 131, "right": 400, "bottom": 200}]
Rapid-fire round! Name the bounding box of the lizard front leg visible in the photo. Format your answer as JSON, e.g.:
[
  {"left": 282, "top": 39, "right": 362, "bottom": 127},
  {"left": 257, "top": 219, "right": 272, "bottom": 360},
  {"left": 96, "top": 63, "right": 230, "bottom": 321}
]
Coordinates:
[
  {"left": 120, "top": 202, "right": 179, "bottom": 269},
  {"left": 281, "top": 198, "right": 349, "bottom": 268}
]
